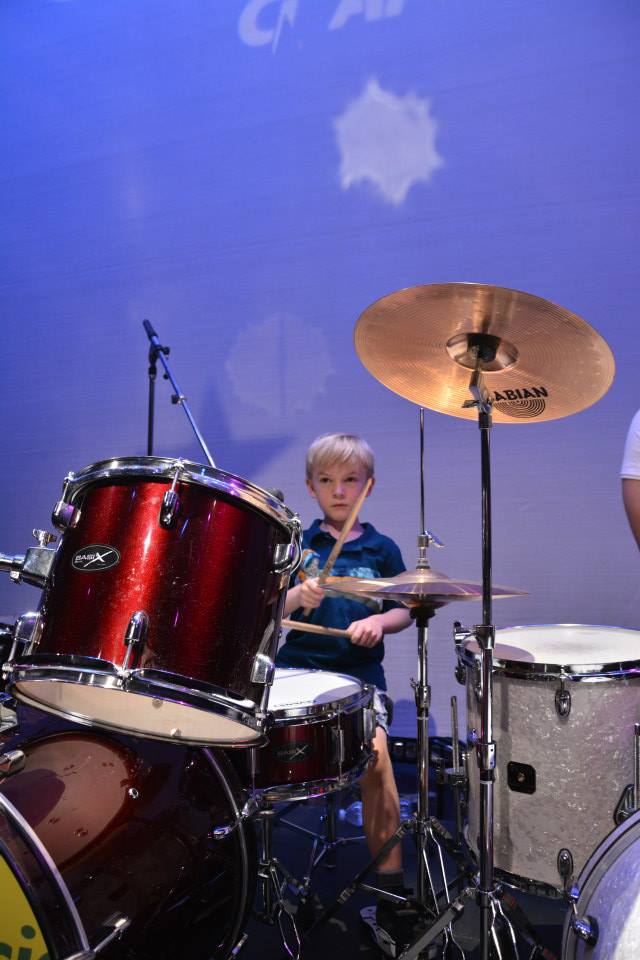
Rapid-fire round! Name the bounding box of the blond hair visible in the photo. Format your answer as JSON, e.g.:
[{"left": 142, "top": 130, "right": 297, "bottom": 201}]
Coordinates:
[{"left": 305, "top": 433, "right": 374, "bottom": 480}]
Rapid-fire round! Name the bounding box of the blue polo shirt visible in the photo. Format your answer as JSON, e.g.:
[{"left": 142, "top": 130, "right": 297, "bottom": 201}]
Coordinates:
[{"left": 276, "top": 520, "right": 406, "bottom": 689}]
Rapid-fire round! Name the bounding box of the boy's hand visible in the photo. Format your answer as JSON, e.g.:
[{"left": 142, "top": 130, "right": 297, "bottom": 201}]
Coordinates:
[
  {"left": 297, "top": 577, "right": 325, "bottom": 610},
  {"left": 347, "top": 614, "right": 384, "bottom": 648}
]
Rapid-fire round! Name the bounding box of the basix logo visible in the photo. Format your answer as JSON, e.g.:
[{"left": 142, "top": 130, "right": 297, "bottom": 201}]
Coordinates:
[
  {"left": 72, "top": 545, "right": 120, "bottom": 572},
  {"left": 275, "top": 741, "right": 313, "bottom": 763}
]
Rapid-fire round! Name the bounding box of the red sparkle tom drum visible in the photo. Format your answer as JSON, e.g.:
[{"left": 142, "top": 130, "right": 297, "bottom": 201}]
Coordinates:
[
  {"left": 6, "top": 457, "right": 300, "bottom": 746},
  {"left": 0, "top": 706, "right": 256, "bottom": 960}
]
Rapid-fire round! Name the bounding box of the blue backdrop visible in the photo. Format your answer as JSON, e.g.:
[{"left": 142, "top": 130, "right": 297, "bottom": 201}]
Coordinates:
[{"left": 1, "top": 0, "right": 639, "bottom": 734}]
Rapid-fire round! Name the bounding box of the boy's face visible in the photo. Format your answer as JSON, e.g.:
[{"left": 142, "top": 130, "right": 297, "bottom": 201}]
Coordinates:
[{"left": 306, "top": 458, "right": 374, "bottom": 529}]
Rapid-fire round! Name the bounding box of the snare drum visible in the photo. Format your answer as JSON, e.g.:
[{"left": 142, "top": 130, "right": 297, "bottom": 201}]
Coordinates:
[
  {"left": 6, "top": 457, "right": 300, "bottom": 746},
  {"left": 460, "top": 624, "right": 640, "bottom": 894},
  {"left": 245, "top": 668, "right": 375, "bottom": 803},
  {"left": 0, "top": 706, "right": 256, "bottom": 959}
]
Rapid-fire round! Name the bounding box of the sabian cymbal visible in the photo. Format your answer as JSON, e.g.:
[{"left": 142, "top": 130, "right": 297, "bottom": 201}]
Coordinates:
[
  {"left": 322, "top": 568, "right": 527, "bottom": 609},
  {"left": 354, "top": 283, "right": 615, "bottom": 423}
]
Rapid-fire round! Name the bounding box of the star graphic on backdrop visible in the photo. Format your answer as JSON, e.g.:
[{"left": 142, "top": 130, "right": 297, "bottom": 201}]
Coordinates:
[{"left": 334, "top": 77, "right": 443, "bottom": 206}]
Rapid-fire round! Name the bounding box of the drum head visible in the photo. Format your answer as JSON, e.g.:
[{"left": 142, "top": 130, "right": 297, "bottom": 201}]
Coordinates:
[
  {"left": 465, "top": 624, "right": 640, "bottom": 676},
  {"left": 268, "top": 668, "right": 365, "bottom": 719},
  {"left": 13, "top": 678, "right": 263, "bottom": 746}
]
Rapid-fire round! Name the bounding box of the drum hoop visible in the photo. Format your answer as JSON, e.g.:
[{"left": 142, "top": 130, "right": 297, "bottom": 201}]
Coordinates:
[
  {"left": 461, "top": 623, "right": 640, "bottom": 679},
  {"left": 254, "top": 754, "right": 372, "bottom": 804},
  {"left": 9, "top": 666, "right": 268, "bottom": 747},
  {"left": 64, "top": 456, "right": 297, "bottom": 531},
  {"left": 202, "top": 749, "right": 253, "bottom": 951},
  {"left": 0, "top": 792, "right": 91, "bottom": 953},
  {"left": 270, "top": 686, "right": 372, "bottom": 722}
]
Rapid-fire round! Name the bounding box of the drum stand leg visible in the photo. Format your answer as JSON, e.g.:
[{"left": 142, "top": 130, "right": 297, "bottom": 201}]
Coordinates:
[
  {"left": 255, "top": 805, "right": 303, "bottom": 960},
  {"left": 277, "top": 792, "right": 366, "bottom": 887}
]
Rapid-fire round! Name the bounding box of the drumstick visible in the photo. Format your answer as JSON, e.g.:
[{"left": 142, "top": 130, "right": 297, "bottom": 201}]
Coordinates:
[
  {"left": 281, "top": 618, "right": 351, "bottom": 639},
  {"left": 301, "top": 477, "right": 373, "bottom": 615}
]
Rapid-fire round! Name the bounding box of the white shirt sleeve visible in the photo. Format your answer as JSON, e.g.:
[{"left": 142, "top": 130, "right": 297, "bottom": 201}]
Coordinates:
[{"left": 621, "top": 409, "right": 640, "bottom": 479}]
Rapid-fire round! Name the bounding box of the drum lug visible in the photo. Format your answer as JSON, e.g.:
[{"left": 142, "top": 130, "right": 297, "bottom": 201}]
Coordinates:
[
  {"left": 159, "top": 489, "right": 180, "bottom": 529},
  {"left": 0, "top": 749, "right": 25, "bottom": 779},
  {"left": 251, "top": 653, "right": 275, "bottom": 686},
  {"left": 121, "top": 611, "right": 149, "bottom": 672},
  {"left": 52, "top": 498, "right": 81, "bottom": 530},
  {"left": 555, "top": 680, "right": 572, "bottom": 718},
  {"left": 332, "top": 725, "right": 346, "bottom": 769},
  {"left": 273, "top": 516, "right": 302, "bottom": 574},
  {"left": 363, "top": 706, "right": 376, "bottom": 743},
  {"left": 52, "top": 475, "right": 81, "bottom": 530}
]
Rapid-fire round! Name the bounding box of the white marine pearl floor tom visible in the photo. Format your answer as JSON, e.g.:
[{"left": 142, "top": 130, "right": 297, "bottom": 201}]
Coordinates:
[{"left": 461, "top": 624, "right": 640, "bottom": 894}]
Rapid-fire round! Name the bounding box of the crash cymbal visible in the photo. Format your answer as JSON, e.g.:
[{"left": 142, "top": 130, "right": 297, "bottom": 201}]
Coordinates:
[
  {"left": 322, "top": 567, "right": 527, "bottom": 609},
  {"left": 354, "top": 283, "right": 615, "bottom": 423}
]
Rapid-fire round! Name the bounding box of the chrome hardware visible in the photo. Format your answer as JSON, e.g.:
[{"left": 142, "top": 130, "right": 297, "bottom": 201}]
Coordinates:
[
  {"left": 614, "top": 783, "right": 636, "bottom": 825},
  {"left": 32, "top": 528, "right": 57, "bottom": 546},
  {"left": 159, "top": 490, "right": 180, "bottom": 528},
  {"left": 453, "top": 620, "right": 471, "bottom": 684},
  {"left": 473, "top": 658, "right": 482, "bottom": 702},
  {"left": 332, "top": 725, "right": 346, "bottom": 769},
  {"left": 19, "top": 545, "right": 56, "bottom": 588},
  {"left": 52, "top": 498, "right": 81, "bottom": 529},
  {"left": 274, "top": 516, "right": 302, "bottom": 574},
  {"left": 555, "top": 680, "right": 572, "bottom": 718},
  {"left": 273, "top": 541, "right": 296, "bottom": 572},
  {"left": 0, "top": 552, "right": 25, "bottom": 579},
  {"left": 557, "top": 848, "right": 573, "bottom": 886},
  {"left": 0, "top": 749, "right": 25, "bottom": 778},
  {"left": 1, "top": 544, "right": 56, "bottom": 588},
  {"left": 211, "top": 794, "right": 260, "bottom": 839},
  {"left": 250, "top": 653, "right": 275, "bottom": 686},
  {"left": 568, "top": 884, "right": 599, "bottom": 946},
  {"left": 8, "top": 612, "right": 43, "bottom": 661},
  {"left": 121, "top": 611, "right": 149, "bottom": 672},
  {"left": 363, "top": 705, "right": 376, "bottom": 743},
  {"left": 91, "top": 913, "right": 131, "bottom": 954},
  {"left": 159, "top": 460, "right": 183, "bottom": 529},
  {"left": 468, "top": 728, "right": 479, "bottom": 747}
]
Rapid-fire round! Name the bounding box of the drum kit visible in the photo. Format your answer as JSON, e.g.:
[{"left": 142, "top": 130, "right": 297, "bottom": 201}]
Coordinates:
[{"left": 0, "top": 282, "right": 636, "bottom": 960}]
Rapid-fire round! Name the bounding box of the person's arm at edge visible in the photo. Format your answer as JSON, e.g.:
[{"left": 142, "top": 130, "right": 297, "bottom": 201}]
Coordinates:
[{"left": 622, "top": 478, "right": 640, "bottom": 549}]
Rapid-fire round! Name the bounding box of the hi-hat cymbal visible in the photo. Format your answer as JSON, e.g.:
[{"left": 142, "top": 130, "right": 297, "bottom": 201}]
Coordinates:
[
  {"left": 322, "top": 568, "right": 527, "bottom": 608},
  {"left": 354, "top": 283, "right": 615, "bottom": 423}
]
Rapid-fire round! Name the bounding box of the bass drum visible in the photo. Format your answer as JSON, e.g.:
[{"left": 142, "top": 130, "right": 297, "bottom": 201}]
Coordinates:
[
  {"left": 0, "top": 706, "right": 256, "bottom": 960},
  {"left": 562, "top": 809, "right": 640, "bottom": 959}
]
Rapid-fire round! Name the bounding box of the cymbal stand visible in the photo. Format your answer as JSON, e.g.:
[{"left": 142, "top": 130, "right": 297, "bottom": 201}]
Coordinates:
[{"left": 463, "top": 361, "right": 517, "bottom": 960}]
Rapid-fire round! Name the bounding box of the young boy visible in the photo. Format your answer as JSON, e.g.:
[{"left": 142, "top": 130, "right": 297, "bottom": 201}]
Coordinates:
[{"left": 277, "top": 433, "right": 414, "bottom": 955}]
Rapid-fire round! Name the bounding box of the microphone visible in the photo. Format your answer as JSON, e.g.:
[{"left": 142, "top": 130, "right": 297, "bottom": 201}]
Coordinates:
[
  {"left": 143, "top": 319, "right": 160, "bottom": 345},
  {"left": 267, "top": 487, "right": 285, "bottom": 502}
]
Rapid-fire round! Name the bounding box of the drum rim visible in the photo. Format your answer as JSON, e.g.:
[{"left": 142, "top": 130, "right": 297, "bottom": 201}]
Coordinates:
[
  {"left": 268, "top": 669, "right": 372, "bottom": 719},
  {"left": 561, "top": 808, "right": 640, "bottom": 957},
  {"left": 8, "top": 664, "right": 268, "bottom": 747},
  {"left": 254, "top": 754, "right": 372, "bottom": 803},
  {"left": 63, "top": 456, "right": 298, "bottom": 531},
  {"left": 0, "top": 791, "right": 91, "bottom": 954},
  {"left": 461, "top": 622, "right": 640, "bottom": 678}
]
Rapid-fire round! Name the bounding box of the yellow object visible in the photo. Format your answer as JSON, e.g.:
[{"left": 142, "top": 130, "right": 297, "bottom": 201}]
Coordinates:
[{"left": 0, "top": 854, "right": 50, "bottom": 959}]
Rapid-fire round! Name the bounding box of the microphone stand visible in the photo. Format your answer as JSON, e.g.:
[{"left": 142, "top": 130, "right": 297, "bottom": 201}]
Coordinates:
[{"left": 142, "top": 320, "right": 216, "bottom": 468}]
